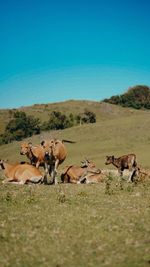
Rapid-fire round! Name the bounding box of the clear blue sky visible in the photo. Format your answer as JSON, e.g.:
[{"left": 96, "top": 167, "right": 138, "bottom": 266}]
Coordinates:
[{"left": 0, "top": 0, "right": 150, "bottom": 108}]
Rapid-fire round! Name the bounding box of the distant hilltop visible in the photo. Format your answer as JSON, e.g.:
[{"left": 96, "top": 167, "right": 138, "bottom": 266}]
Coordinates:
[
  {"left": 1, "top": 84, "right": 150, "bottom": 145},
  {"left": 103, "top": 85, "right": 150, "bottom": 110}
]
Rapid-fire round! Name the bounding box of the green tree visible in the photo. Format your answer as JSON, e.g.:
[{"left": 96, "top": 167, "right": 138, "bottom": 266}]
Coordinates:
[
  {"left": 103, "top": 85, "right": 150, "bottom": 109},
  {"left": 42, "top": 111, "right": 73, "bottom": 130},
  {"left": 75, "top": 109, "right": 96, "bottom": 125},
  {"left": 1, "top": 111, "right": 41, "bottom": 144}
]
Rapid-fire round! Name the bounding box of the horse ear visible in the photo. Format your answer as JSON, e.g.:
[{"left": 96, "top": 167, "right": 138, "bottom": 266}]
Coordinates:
[
  {"left": 0, "top": 159, "right": 4, "bottom": 169},
  {"left": 112, "top": 155, "right": 114, "bottom": 160},
  {"left": 85, "top": 157, "right": 90, "bottom": 163},
  {"left": 51, "top": 138, "right": 56, "bottom": 144},
  {"left": 81, "top": 158, "right": 89, "bottom": 167},
  {"left": 28, "top": 142, "right": 32, "bottom": 148},
  {"left": 41, "top": 141, "right": 45, "bottom": 146}
]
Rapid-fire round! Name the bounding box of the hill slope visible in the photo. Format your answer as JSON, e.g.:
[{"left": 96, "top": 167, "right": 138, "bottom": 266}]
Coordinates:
[
  {"left": 0, "top": 99, "right": 144, "bottom": 134},
  {"left": 0, "top": 101, "right": 150, "bottom": 267},
  {"left": 0, "top": 101, "right": 150, "bottom": 168}
]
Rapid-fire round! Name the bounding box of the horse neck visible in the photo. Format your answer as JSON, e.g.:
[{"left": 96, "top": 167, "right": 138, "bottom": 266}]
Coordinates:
[
  {"left": 81, "top": 165, "right": 88, "bottom": 170},
  {"left": 87, "top": 166, "right": 99, "bottom": 173},
  {"left": 51, "top": 145, "right": 58, "bottom": 158},
  {"left": 1, "top": 162, "right": 13, "bottom": 175},
  {"left": 27, "top": 148, "right": 34, "bottom": 159},
  {"left": 112, "top": 158, "right": 119, "bottom": 168}
]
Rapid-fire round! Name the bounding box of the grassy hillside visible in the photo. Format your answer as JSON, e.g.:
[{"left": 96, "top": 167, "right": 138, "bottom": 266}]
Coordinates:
[
  {"left": 0, "top": 101, "right": 150, "bottom": 267},
  {"left": 0, "top": 101, "right": 150, "bottom": 168},
  {"left": 0, "top": 100, "right": 142, "bottom": 134}
]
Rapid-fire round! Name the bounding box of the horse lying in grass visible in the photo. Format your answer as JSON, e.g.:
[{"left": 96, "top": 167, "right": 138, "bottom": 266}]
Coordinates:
[
  {"left": 0, "top": 160, "right": 43, "bottom": 184},
  {"left": 61, "top": 159, "right": 104, "bottom": 184}
]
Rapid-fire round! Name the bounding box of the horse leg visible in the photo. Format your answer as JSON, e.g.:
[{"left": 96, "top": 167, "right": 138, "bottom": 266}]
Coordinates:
[{"left": 53, "top": 159, "right": 59, "bottom": 184}]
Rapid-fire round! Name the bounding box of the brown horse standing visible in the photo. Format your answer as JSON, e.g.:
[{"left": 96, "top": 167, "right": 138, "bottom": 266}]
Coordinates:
[
  {"left": 41, "top": 139, "right": 75, "bottom": 184},
  {"left": 105, "top": 154, "right": 138, "bottom": 182}
]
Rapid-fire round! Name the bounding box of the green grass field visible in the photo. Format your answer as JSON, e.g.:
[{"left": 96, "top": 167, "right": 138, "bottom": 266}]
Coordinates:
[
  {"left": 0, "top": 101, "right": 150, "bottom": 267},
  {"left": 0, "top": 180, "right": 150, "bottom": 267}
]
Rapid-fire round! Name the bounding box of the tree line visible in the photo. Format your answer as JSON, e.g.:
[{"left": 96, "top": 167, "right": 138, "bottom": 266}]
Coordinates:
[
  {"left": 0, "top": 109, "right": 96, "bottom": 145},
  {"left": 103, "top": 85, "right": 150, "bottom": 109}
]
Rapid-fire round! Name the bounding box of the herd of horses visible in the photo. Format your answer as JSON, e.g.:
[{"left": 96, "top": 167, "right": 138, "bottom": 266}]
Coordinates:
[{"left": 0, "top": 138, "right": 149, "bottom": 185}]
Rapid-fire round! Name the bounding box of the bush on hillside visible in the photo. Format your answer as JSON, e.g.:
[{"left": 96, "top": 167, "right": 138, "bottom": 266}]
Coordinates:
[
  {"left": 103, "top": 85, "right": 150, "bottom": 109},
  {"left": 0, "top": 109, "right": 96, "bottom": 145},
  {"left": 41, "top": 109, "right": 96, "bottom": 130},
  {"left": 75, "top": 109, "right": 96, "bottom": 124},
  {"left": 0, "top": 111, "right": 41, "bottom": 144},
  {"left": 41, "top": 111, "right": 74, "bottom": 131}
]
